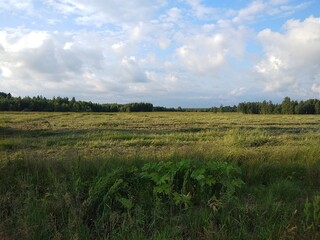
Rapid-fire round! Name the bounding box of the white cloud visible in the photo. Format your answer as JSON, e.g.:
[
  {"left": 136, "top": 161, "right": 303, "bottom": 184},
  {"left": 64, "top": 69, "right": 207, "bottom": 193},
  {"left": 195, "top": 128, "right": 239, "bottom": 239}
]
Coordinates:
[
  {"left": 0, "top": 0, "right": 33, "bottom": 13},
  {"left": 158, "top": 37, "right": 170, "bottom": 50},
  {"left": 269, "top": 0, "right": 290, "bottom": 5},
  {"left": 230, "top": 87, "right": 246, "bottom": 96},
  {"left": 120, "top": 56, "right": 149, "bottom": 83},
  {"left": 0, "top": 29, "right": 108, "bottom": 94},
  {"left": 0, "top": 27, "right": 176, "bottom": 101},
  {"left": 111, "top": 41, "right": 126, "bottom": 55},
  {"left": 167, "top": 7, "right": 182, "bottom": 21},
  {"left": 63, "top": 42, "right": 74, "bottom": 50},
  {"left": 129, "top": 22, "right": 147, "bottom": 42},
  {"left": 0, "top": 30, "right": 49, "bottom": 52},
  {"left": 312, "top": 83, "right": 320, "bottom": 95},
  {"left": 175, "top": 24, "right": 248, "bottom": 75},
  {"left": 47, "top": 0, "right": 161, "bottom": 26},
  {"left": 184, "top": 0, "right": 217, "bottom": 19},
  {"left": 231, "top": 0, "right": 310, "bottom": 24},
  {"left": 233, "top": 1, "right": 267, "bottom": 23},
  {"left": 176, "top": 37, "right": 226, "bottom": 74},
  {"left": 0, "top": 66, "right": 12, "bottom": 78},
  {"left": 256, "top": 16, "right": 320, "bottom": 92}
]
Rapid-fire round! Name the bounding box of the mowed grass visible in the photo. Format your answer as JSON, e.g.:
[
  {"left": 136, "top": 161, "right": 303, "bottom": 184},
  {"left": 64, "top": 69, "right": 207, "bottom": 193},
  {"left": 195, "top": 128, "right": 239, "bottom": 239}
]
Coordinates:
[
  {"left": 0, "top": 112, "right": 320, "bottom": 239},
  {"left": 1, "top": 112, "right": 320, "bottom": 160}
]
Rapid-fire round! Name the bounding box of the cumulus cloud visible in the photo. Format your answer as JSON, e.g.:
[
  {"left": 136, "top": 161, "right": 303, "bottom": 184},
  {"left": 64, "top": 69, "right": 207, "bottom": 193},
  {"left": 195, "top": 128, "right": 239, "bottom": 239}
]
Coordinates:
[
  {"left": 120, "top": 56, "right": 149, "bottom": 83},
  {"left": 176, "top": 34, "right": 226, "bottom": 74},
  {"left": 0, "top": 27, "right": 177, "bottom": 101},
  {"left": 0, "top": 0, "right": 251, "bottom": 104},
  {"left": 0, "top": 0, "right": 319, "bottom": 106},
  {"left": 256, "top": 16, "right": 320, "bottom": 92},
  {"left": 0, "top": 30, "right": 49, "bottom": 52},
  {"left": 175, "top": 24, "right": 248, "bottom": 75},
  {"left": 0, "top": 29, "right": 109, "bottom": 95},
  {"left": 0, "top": 66, "right": 12, "bottom": 78},
  {"left": 312, "top": 83, "right": 320, "bottom": 96}
]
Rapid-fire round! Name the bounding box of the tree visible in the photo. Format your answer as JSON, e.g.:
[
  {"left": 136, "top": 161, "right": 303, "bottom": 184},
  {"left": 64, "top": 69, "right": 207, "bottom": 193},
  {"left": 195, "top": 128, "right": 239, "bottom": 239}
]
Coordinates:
[
  {"left": 315, "top": 101, "right": 320, "bottom": 114},
  {"left": 0, "top": 92, "right": 9, "bottom": 98},
  {"left": 281, "top": 97, "right": 294, "bottom": 114},
  {"left": 261, "top": 100, "right": 273, "bottom": 114}
]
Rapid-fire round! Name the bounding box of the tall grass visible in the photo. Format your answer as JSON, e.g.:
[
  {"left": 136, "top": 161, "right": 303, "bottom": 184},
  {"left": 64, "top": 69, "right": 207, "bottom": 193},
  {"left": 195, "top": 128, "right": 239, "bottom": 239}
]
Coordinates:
[{"left": 1, "top": 155, "right": 319, "bottom": 239}]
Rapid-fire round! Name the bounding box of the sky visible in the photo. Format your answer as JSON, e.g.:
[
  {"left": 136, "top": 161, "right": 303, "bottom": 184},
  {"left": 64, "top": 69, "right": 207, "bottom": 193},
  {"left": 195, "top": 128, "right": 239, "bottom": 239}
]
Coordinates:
[{"left": 0, "top": 0, "right": 320, "bottom": 107}]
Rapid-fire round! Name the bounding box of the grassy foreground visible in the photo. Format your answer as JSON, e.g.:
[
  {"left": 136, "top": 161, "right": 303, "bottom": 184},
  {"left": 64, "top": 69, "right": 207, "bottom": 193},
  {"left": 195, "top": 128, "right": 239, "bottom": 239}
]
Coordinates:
[{"left": 0, "top": 112, "right": 320, "bottom": 239}]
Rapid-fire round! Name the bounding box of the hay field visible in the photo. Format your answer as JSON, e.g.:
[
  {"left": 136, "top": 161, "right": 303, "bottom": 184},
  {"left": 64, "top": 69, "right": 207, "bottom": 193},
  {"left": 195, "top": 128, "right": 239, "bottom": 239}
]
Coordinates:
[{"left": 1, "top": 112, "right": 319, "bottom": 239}]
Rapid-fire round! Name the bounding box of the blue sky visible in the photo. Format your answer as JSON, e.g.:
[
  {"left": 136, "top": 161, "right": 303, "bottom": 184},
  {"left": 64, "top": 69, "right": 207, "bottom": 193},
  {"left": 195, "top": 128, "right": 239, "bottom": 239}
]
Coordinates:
[{"left": 0, "top": 0, "right": 320, "bottom": 107}]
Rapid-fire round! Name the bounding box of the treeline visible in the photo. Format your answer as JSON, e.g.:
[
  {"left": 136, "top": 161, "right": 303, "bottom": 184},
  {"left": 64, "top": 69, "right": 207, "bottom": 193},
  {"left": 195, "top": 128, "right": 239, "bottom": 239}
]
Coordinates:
[
  {"left": 0, "top": 93, "right": 153, "bottom": 112},
  {"left": 0, "top": 92, "right": 235, "bottom": 113},
  {"left": 154, "top": 105, "right": 237, "bottom": 112},
  {"left": 1, "top": 92, "right": 320, "bottom": 114},
  {"left": 238, "top": 97, "right": 320, "bottom": 114}
]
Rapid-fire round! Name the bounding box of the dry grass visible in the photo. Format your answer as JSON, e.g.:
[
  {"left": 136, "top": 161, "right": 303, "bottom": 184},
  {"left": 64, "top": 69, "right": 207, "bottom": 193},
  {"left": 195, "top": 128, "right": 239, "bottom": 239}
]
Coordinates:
[{"left": 1, "top": 112, "right": 320, "bottom": 162}]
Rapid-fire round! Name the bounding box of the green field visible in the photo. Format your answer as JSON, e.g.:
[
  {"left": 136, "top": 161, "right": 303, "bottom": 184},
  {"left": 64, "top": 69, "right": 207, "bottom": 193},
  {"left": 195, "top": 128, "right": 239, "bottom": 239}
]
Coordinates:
[{"left": 1, "top": 112, "right": 320, "bottom": 239}]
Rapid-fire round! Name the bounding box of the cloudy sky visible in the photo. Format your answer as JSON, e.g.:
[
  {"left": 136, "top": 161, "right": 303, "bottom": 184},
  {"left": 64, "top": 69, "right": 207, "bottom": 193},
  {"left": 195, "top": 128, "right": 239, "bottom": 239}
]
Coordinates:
[{"left": 0, "top": 0, "right": 319, "bottom": 107}]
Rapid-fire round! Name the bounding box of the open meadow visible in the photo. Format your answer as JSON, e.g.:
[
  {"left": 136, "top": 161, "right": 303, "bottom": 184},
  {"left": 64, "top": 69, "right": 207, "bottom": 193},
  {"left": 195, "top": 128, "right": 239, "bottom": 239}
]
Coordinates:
[{"left": 1, "top": 112, "right": 320, "bottom": 239}]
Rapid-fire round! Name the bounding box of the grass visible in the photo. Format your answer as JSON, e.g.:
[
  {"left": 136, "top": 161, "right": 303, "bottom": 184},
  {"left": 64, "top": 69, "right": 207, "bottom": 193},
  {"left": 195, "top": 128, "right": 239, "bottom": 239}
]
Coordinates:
[{"left": 0, "top": 112, "right": 320, "bottom": 239}]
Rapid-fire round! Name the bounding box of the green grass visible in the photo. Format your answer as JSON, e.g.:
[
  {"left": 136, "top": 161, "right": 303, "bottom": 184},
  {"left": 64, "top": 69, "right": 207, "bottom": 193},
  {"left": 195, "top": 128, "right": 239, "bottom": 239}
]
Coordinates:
[{"left": 0, "top": 112, "right": 320, "bottom": 239}]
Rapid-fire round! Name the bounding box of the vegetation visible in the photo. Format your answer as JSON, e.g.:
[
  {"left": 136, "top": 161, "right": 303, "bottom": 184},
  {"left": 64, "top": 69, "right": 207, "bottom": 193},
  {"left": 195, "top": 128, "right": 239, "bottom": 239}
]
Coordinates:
[
  {"left": 238, "top": 97, "right": 320, "bottom": 114},
  {"left": 0, "top": 92, "right": 153, "bottom": 112},
  {"left": 1, "top": 92, "right": 320, "bottom": 114},
  {"left": 0, "top": 112, "right": 319, "bottom": 239}
]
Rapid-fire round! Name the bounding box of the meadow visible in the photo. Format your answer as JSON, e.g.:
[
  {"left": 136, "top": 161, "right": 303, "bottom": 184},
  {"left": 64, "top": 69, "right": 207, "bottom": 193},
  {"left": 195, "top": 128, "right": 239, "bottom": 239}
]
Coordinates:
[{"left": 0, "top": 112, "right": 319, "bottom": 239}]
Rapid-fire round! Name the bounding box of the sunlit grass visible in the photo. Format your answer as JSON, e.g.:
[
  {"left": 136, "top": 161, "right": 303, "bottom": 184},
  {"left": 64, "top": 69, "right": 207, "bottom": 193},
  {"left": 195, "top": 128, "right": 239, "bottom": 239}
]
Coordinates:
[{"left": 1, "top": 112, "right": 320, "bottom": 161}]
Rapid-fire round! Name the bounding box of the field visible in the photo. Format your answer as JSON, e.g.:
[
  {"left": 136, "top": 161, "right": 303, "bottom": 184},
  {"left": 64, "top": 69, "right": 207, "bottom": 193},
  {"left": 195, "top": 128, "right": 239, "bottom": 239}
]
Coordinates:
[{"left": 0, "top": 112, "right": 320, "bottom": 239}]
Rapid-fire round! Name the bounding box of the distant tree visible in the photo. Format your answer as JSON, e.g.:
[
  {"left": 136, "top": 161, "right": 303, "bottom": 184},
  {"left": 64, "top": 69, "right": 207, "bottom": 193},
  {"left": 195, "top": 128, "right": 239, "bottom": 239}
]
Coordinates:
[
  {"left": 281, "top": 97, "right": 294, "bottom": 114},
  {"left": 2, "top": 92, "right": 320, "bottom": 115},
  {"left": 315, "top": 101, "right": 320, "bottom": 114},
  {"left": 218, "top": 104, "right": 224, "bottom": 113},
  {"left": 295, "top": 101, "right": 303, "bottom": 114},
  {"left": 0, "top": 92, "right": 6, "bottom": 98},
  {"left": 273, "top": 104, "right": 281, "bottom": 114},
  {"left": 304, "top": 99, "right": 316, "bottom": 114}
]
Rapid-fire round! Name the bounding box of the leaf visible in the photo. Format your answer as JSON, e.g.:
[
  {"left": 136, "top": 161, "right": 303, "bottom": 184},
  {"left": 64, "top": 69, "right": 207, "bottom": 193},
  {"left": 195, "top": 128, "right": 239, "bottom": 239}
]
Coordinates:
[
  {"left": 154, "top": 184, "right": 171, "bottom": 194},
  {"left": 191, "top": 168, "right": 206, "bottom": 181},
  {"left": 106, "top": 178, "right": 124, "bottom": 196},
  {"left": 117, "top": 197, "right": 134, "bottom": 210},
  {"left": 173, "top": 192, "right": 192, "bottom": 208}
]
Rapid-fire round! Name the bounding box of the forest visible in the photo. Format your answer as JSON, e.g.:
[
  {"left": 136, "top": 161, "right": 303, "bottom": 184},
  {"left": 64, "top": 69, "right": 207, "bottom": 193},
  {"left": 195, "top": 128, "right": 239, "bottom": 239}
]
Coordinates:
[
  {"left": 0, "top": 92, "right": 153, "bottom": 112},
  {"left": 238, "top": 97, "right": 320, "bottom": 114},
  {"left": 1, "top": 92, "right": 320, "bottom": 114}
]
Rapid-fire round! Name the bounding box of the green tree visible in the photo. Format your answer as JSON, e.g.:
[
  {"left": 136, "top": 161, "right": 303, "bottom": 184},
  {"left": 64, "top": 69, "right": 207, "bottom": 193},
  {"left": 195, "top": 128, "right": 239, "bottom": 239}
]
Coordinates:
[
  {"left": 281, "top": 97, "right": 294, "bottom": 114},
  {"left": 315, "top": 101, "right": 320, "bottom": 114}
]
